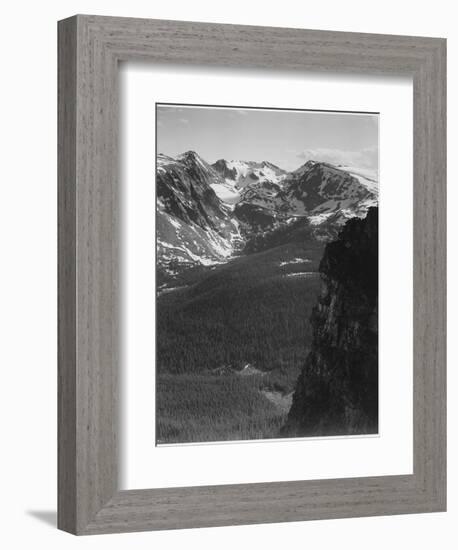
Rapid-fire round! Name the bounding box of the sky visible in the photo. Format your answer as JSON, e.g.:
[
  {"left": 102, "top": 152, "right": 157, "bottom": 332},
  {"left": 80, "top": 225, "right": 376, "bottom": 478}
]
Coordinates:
[{"left": 156, "top": 104, "right": 379, "bottom": 173}]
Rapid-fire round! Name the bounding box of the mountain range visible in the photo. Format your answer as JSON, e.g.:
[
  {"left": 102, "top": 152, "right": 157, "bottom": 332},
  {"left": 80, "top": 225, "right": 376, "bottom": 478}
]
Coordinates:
[{"left": 156, "top": 150, "right": 378, "bottom": 282}]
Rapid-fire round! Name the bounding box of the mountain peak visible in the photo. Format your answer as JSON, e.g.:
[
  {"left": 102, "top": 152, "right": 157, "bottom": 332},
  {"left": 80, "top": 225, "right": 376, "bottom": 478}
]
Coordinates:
[
  {"left": 261, "top": 160, "right": 284, "bottom": 172},
  {"left": 176, "top": 151, "right": 213, "bottom": 174},
  {"left": 292, "top": 159, "right": 317, "bottom": 177},
  {"left": 293, "top": 159, "right": 349, "bottom": 178},
  {"left": 212, "top": 158, "right": 229, "bottom": 168},
  {"left": 296, "top": 159, "right": 321, "bottom": 169},
  {"left": 177, "top": 150, "right": 201, "bottom": 161}
]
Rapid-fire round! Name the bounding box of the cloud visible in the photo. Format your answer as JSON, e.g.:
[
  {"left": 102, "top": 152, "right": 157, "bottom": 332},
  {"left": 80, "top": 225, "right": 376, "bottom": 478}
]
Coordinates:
[
  {"left": 297, "top": 147, "right": 378, "bottom": 170},
  {"left": 223, "top": 109, "right": 249, "bottom": 119},
  {"left": 179, "top": 118, "right": 189, "bottom": 124}
]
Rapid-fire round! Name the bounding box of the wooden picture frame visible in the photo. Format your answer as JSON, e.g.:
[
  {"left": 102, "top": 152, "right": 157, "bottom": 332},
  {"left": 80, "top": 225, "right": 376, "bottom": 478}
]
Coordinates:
[{"left": 58, "top": 14, "right": 446, "bottom": 535}]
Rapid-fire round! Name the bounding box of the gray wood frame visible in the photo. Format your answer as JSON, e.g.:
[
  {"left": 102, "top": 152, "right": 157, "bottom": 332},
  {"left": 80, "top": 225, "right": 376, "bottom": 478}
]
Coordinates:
[{"left": 58, "top": 14, "right": 446, "bottom": 535}]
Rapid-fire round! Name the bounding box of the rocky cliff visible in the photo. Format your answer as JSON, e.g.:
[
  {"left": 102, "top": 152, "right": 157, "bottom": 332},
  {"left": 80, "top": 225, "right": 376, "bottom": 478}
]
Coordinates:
[{"left": 282, "top": 207, "right": 379, "bottom": 437}]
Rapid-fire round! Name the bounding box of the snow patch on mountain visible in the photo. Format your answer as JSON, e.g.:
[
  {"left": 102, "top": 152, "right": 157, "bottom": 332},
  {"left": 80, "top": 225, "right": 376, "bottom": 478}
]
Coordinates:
[
  {"left": 308, "top": 212, "right": 335, "bottom": 226},
  {"left": 210, "top": 182, "right": 241, "bottom": 204},
  {"left": 279, "top": 258, "right": 312, "bottom": 267},
  {"left": 285, "top": 272, "right": 317, "bottom": 278},
  {"left": 212, "top": 159, "right": 288, "bottom": 190},
  {"left": 337, "top": 165, "right": 379, "bottom": 195}
]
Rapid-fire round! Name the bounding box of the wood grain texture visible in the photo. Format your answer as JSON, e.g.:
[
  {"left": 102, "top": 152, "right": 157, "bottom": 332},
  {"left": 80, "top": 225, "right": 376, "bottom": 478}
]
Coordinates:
[
  {"left": 57, "top": 16, "right": 77, "bottom": 533},
  {"left": 57, "top": 14, "right": 447, "bottom": 535}
]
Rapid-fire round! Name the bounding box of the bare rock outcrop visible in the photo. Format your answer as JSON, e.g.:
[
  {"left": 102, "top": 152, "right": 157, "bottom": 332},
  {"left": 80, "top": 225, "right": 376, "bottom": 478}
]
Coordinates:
[{"left": 282, "top": 207, "right": 378, "bottom": 437}]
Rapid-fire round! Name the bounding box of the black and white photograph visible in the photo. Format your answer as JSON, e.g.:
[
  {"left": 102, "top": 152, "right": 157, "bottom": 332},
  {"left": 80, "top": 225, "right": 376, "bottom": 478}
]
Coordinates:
[{"left": 156, "top": 103, "right": 379, "bottom": 445}]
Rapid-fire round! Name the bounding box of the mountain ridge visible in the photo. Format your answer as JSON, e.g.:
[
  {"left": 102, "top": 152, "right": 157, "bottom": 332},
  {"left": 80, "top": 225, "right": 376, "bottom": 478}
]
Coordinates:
[{"left": 156, "top": 151, "right": 377, "bottom": 277}]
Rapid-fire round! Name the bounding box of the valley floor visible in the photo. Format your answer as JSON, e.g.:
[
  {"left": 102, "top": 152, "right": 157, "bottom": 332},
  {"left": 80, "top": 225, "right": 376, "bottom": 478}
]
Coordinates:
[{"left": 156, "top": 241, "right": 323, "bottom": 444}]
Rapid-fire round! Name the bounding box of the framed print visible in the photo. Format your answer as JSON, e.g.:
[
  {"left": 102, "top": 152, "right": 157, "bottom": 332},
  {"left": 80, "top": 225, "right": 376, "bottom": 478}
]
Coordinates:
[
  {"left": 122, "top": 69, "right": 413, "bottom": 492},
  {"left": 58, "top": 15, "right": 446, "bottom": 535}
]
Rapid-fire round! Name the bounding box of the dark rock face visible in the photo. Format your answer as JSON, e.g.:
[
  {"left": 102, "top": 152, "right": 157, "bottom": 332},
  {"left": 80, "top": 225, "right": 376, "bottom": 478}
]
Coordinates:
[
  {"left": 157, "top": 151, "right": 227, "bottom": 231},
  {"left": 212, "top": 159, "right": 238, "bottom": 181},
  {"left": 282, "top": 161, "right": 375, "bottom": 212},
  {"left": 282, "top": 207, "right": 378, "bottom": 437}
]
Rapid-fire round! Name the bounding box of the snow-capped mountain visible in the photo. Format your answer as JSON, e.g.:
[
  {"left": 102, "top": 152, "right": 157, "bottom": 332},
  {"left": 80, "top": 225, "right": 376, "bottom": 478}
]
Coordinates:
[
  {"left": 282, "top": 161, "right": 376, "bottom": 217},
  {"left": 212, "top": 159, "right": 287, "bottom": 188},
  {"left": 233, "top": 160, "right": 377, "bottom": 233},
  {"left": 210, "top": 159, "right": 288, "bottom": 205},
  {"left": 156, "top": 151, "right": 378, "bottom": 274},
  {"left": 156, "top": 151, "right": 242, "bottom": 271}
]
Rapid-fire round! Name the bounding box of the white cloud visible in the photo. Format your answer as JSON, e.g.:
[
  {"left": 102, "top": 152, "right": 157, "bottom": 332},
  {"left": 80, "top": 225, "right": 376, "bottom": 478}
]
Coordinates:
[
  {"left": 224, "top": 109, "right": 249, "bottom": 119},
  {"left": 297, "top": 147, "right": 378, "bottom": 170}
]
